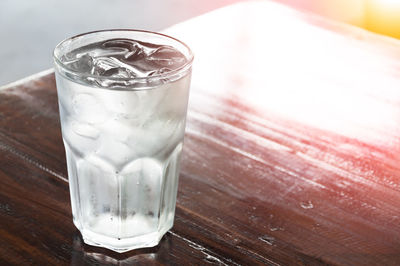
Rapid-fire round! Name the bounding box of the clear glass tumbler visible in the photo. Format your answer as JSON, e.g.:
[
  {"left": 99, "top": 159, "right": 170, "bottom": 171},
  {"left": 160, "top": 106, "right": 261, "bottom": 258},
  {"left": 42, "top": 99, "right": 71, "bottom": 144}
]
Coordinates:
[{"left": 53, "top": 30, "right": 193, "bottom": 252}]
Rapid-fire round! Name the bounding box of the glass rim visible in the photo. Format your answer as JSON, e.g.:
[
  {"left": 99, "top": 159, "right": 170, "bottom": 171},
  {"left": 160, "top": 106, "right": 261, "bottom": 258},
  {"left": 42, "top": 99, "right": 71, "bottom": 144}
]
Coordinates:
[{"left": 53, "top": 29, "right": 194, "bottom": 83}]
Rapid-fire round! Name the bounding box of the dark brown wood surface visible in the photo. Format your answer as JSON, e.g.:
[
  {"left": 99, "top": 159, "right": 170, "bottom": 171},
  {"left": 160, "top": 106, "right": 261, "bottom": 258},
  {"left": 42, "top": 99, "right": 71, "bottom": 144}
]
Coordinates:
[{"left": 2, "top": 1, "right": 400, "bottom": 265}]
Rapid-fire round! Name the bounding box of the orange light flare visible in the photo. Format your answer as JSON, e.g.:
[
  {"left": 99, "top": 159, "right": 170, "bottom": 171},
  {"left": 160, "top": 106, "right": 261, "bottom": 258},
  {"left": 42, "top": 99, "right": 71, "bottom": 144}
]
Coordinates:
[
  {"left": 366, "top": 0, "right": 400, "bottom": 38},
  {"left": 166, "top": 1, "right": 400, "bottom": 149}
]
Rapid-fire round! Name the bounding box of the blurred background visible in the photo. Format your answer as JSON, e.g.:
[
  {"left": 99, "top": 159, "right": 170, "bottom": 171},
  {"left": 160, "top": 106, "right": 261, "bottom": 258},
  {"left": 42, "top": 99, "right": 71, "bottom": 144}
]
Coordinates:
[{"left": 0, "top": 0, "right": 399, "bottom": 86}]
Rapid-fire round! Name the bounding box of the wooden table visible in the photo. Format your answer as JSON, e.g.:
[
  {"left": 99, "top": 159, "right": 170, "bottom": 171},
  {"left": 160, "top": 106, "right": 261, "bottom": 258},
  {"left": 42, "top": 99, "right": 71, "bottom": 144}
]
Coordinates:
[{"left": 2, "top": 1, "right": 400, "bottom": 265}]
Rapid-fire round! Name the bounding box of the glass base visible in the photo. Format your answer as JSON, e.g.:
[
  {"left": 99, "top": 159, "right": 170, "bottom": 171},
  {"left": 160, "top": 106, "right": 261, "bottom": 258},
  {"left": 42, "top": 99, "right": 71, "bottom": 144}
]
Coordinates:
[{"left": 78, "top": 223, "right": 172, "bottom": 253}]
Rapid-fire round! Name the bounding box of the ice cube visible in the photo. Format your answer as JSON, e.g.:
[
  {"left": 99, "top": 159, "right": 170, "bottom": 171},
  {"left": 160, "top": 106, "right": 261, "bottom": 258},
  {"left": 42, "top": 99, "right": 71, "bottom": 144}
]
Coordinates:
[
  {"left": 62, "top": 119, "right": 99, "bottom": 156},
  {"left": 83, "top": 154, "right": 116, "bottom": 175},
  {"left": 100, "top": 119, "right": 133, "bottom": 142},
  {"left": 94, "top": 90, "right": 141, "bottom": 121},
  {"left": 96, "top": 139, "right": 133, "bottom": 169},
  {"left": 146, "top": 46, "right": 186, "bottom": 68},
  {"left": 60, "top": 38, "right": 189, "bottom": 88},
  {"left": 103, "top": 39, "right": 144, "bottom": 61},
  {"left": 152, "top": 78, "right": 190, "bottom": 116},
  {"left": 124, "top": 116, "right": 184, "bottom": 159},
  {"left": 103, "top": 39, "right": 137, "bottom": 51},
  {"left": 64, "top": 54, "right": 94, "bottom": 73},
  {"left": 72, "top": 93, "right": 108, "bottom": 124},
  {"left": 71, "top": 121, "right": 100, "bottom": 139},
  {"left": 100, "top": 88, "right": 167, "bottom": 125},
  {"left": 92, "top": 57, "right": 138, "bottom": 78},
  {"left": 64, "top": 41, "right": 128, "bottom": 62}
]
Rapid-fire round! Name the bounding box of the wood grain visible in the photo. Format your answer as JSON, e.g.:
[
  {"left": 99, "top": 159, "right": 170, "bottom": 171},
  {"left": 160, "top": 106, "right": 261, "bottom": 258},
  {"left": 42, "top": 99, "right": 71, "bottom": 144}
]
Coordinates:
[{"left": 2, "top": 1, "right": 400, "bottom": 265}]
